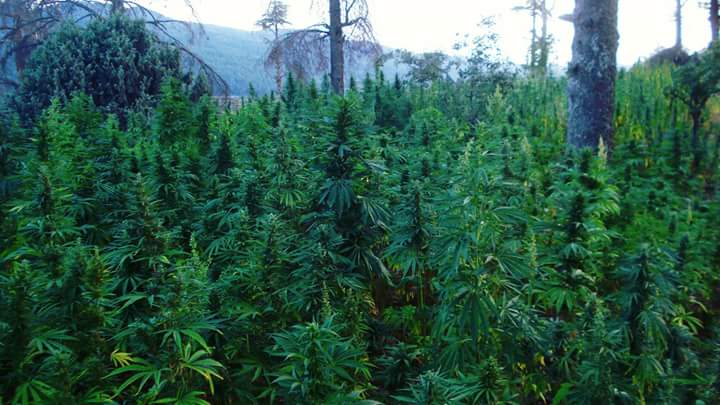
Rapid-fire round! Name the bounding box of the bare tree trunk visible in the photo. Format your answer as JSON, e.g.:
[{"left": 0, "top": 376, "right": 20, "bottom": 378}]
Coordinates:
[
  {"left": 329, "top": 0, "right": 344, "bottom": 94},
  {"left": 675, "top": 0, "right": 683, "bottom": 48},
  {"left": 711, "top": 0, "right": 719, "bottom": 43},
  {"left": 274, "top": 24, "right": 283, "bottom": 94},
  {"left": 539, "top": 0, "right": 549, "bottom": 74},
  {"left": 9, "top": 1, "right": 31, "bottom": 77},
  {"left": 566, "top": 0, "right": 619, "bottom": 151},
  {"left": 12, "top": 22, "right": 29, "bottom": 75},
  {"left": 530, "top": 3, "right": 538, "bottom": 69},
  {"left": 691, "top": 110, "right": 703, "bottom": 173}
]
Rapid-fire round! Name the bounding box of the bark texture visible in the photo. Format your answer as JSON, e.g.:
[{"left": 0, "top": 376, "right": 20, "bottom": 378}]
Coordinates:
[
  {"left": 711, "top": 0, "right": 719, "bottom": 43},
  {"left": 5, "top": 0, "right": 38, "bottom": 77},
  {"left": 11, "top": 19, "right": 31, "bottom": 75},
  {"left": 329, "top": 0, "right": 345, "bottom": 94},
  {"left": 274, "top": 24, "right": 283, "bottom": 94},
  {"left": 566, "top": 0, "right": 619, "bottom": 150}
]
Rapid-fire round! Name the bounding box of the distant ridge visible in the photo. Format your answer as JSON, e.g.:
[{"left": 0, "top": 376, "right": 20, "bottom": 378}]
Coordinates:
[
  {"left": 0, "top": 6, "right": 399, "bottom": 97},
  {"left": 166, "top": 22, "right": 398, "bottom": 96}
]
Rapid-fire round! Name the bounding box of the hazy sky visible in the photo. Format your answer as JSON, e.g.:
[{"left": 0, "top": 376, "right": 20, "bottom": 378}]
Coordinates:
[{"left": 140, "top": 0, "right": 713, "bottom": 67}]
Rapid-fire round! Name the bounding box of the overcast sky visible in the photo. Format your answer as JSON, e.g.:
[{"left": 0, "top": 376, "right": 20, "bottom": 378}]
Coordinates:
[{"left": 140, "top": 0, "right": 713, "bottom": 67}]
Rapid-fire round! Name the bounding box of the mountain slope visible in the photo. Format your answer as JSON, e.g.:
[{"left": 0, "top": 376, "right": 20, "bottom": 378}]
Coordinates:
[
  {"left": 171, "top": 23, "right": 398, "bottom": 96},
  {"left": 178, "top": 24, "right": 276, "bottom": 96}
]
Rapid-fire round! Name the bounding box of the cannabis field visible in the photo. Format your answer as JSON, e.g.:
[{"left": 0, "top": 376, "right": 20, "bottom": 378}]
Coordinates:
[{"left": 1, "top": 62, "right": 720, "bottom": 403}]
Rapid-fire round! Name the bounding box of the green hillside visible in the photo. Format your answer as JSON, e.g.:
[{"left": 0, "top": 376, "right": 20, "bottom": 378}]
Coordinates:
[
  {"left": 178, "top": 24, "right": 276, "bottom": 96},
  {"left": 172, "top": 23, "right": 399, "bottom": 96}
]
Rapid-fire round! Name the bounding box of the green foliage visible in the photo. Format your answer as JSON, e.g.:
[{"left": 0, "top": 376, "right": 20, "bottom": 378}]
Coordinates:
[
  {"left": 664, "top": 44, "right": 720, "bottom": 174},
  {"left": 267, "top": 316, "right": 372, "bottom": 403},
  {"left": 17, "top": 16, "right": 181, "bottom": 122},
  {"left": 1, "top": 53, "right": 720, "bottom": 405},
  {"left": 155, "top": 78, "right": 195, "bottom": 145},
  {"left": 669, "top": 43, "right": 720, "bottom": 120},
  {"left": 400, "top": 51, "right": 456, "bottom": 85}
]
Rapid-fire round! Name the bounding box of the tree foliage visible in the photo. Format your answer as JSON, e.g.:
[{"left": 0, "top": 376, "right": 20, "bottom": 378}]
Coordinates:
[{"left": 16, "top": 15, "right": 181, "bottom": 122}]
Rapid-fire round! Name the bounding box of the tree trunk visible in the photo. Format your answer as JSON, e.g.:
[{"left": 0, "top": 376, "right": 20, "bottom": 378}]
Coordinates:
[
  {"left": 675, "top": 0, "right": 683, "bottom": 48},
  {"left": 111, "top": 0, "right": 125, "bottom": 14},
  {"left": 711, "top": 0, "right": 719, "bottom": 43},
  {"left": 530, "top": 4, "right": 538, "bottom": 69},
  {"left": 691, "top": 112, "right": 701, "bottom": 150},
  {"left": 566, "top": 0, "right": 619, "bottom": 150},
  {"left": 12, "top": 20, "right": 30, "bottom": 76},
  {"left": 539, "top": 0, "right": 550, "bottom": 74},
  {"left": 329, "top": 0, "right": 344, "bottom": 94},
  {"left": 9, "top": 1, "right": 31, "bottom": 77},
  {"left": 691, "top": 111, "right": 703, "bottom": 173},
  {"left": 274, "top": 24, "right": 283, "bottom": 94}
]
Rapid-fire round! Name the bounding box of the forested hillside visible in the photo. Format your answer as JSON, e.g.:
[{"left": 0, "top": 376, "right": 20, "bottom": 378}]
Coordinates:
[
  {"left": 170, "top": 23, "right": 397, "bottom": 96},
  {"left": 2, "top": 1, "right": 720, "bottom": 404},
  {"left": 155, "top": 22, "right": 275, "bottom": 96}
]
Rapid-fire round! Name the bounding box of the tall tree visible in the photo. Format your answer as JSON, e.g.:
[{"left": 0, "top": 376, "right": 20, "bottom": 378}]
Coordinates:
[
  {"left": 257, "top": 0, "right": 290, "bottom": 94},
  {"left": 538, "top": 0, "right": 551, "bottom": 71},
  {"left": 269, "top": 0, "right": 379, "bottom": 94},
  {"left": 565, "top": 0, "right": 619, "bottom": 150},
  {"left": 675, "top": 0, "right": 684, "bottom": 48},
  {"left": 0, "top": 0, "right": 56, "bottom": 81},
  {"left": 514, "top": 0, "right": 553, "bottom": 75},
  {"left": 711, "top": 0, "right": 719, "bottom": 43},
  {"left": 17, "top": 16, "right": 182, "bottom": 122},
  {"left": 399, "top": 50, "right": 456, "bottom": 85},
  {"left": 329, "top": 0, "right": 344, "bottom": 94},
  {"left": 700, "top": 1, "right": 719, "bottom": 43},
  {"left": 0, "top": 0, "right": 225, "bottom": 91},
  {"left": 668, "top": 43, "right": 720, "bottom": 172}
]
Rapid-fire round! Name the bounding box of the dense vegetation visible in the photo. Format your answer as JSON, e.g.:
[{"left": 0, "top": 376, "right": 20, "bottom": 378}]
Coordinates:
[
  {"left": 2, "top": 16, "right": 720, "bottom": 405},
  {"left": 16, "top": 17, "right": 183, "bottom": 122}
]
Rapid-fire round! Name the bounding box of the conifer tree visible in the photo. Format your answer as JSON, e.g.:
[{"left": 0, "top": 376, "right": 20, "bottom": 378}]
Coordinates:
[{"left": 17, "top": 16, "right": 182, "bottom": 122}]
